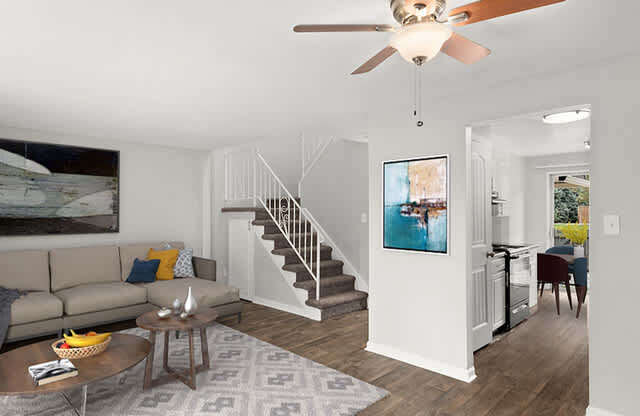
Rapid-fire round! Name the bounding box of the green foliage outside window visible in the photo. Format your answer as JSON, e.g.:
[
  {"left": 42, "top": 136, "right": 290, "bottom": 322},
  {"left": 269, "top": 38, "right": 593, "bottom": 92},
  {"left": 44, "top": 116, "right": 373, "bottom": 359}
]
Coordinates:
[{"left": 555, "top": 188, "right": 579, "bottom": 223}]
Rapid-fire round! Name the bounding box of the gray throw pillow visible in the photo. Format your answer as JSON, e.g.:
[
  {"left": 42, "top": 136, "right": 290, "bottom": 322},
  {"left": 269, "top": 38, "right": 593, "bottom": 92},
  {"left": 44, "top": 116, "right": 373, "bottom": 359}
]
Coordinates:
[{"left": 174, "top": 248, "right": 195, "bottom": 278}]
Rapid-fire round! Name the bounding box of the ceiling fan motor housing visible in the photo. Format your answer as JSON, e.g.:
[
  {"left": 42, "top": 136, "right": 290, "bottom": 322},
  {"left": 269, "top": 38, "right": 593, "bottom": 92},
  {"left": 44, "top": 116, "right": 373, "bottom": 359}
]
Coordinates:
[{"left": 391, "top": 0, "right": 447, "bottom": 24}]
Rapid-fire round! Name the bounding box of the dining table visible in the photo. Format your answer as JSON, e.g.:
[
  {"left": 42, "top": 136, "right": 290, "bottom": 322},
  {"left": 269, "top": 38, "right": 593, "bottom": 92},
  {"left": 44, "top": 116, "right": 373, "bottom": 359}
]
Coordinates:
[{"left": 547, "top": 253, "right": 576, "bottom": 264}]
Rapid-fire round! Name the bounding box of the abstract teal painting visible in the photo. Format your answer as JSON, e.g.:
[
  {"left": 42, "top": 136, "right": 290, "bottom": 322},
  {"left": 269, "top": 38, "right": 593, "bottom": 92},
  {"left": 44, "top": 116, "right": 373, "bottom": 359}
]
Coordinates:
[{"left": 383, "top": 155, "right": 448, "bottom": 254}]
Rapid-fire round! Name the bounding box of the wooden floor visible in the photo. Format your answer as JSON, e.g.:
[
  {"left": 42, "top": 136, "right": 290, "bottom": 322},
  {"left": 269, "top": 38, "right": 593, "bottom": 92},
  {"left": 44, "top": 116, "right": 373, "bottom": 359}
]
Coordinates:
[
  {"left": 2, "top": 290, "right": 588, "bottom": 415},
  {"left": 220, "top": 291, "right": 589, "bottom": 416}
]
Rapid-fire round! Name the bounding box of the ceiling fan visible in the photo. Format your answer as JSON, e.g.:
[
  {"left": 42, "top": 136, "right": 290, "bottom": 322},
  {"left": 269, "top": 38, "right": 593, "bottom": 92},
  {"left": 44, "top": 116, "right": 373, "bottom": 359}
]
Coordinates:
[{"left": 293, "top": 0, "right": 565, "bottom": 75}]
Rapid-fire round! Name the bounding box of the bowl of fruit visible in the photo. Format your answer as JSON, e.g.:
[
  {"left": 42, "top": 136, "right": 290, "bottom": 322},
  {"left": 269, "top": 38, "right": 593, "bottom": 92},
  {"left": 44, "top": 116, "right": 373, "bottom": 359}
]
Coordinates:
[{"left": 52, "top": 330, "right": 112, "bottom": 359}]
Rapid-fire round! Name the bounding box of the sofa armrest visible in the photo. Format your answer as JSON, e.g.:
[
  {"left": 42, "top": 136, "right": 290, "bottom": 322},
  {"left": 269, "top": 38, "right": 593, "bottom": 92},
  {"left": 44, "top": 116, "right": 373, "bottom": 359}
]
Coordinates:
[{"left": 193, "top": 256, "right": 216, "bottom": 281}]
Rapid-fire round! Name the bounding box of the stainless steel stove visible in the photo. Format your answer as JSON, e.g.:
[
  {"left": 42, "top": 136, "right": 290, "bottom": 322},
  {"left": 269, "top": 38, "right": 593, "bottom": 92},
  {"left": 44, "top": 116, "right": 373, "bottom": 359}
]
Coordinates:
[{"left": 493, "top": 244, "right": 531, "bottom": 331}]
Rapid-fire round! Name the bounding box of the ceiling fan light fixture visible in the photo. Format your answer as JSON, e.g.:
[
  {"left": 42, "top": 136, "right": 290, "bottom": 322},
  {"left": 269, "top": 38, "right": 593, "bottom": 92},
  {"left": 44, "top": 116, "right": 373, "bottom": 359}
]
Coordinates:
[
  {"left": 390, "top": 22, "right": 452, "bottom": 65},
  {"left": 542, "top": 109, "right": 591, "bottom": 124}
]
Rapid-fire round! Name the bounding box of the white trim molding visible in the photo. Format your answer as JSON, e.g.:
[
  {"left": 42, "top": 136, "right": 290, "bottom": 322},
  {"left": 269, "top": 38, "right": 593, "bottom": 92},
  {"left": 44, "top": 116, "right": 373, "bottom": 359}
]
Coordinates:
[
  {"left": 365, "top": 341, "right": 477, "bottom": 383},
  {"left": 586, "top": 406, "right": 625, "bottom": 416},
  {"left": 252, "top": 296, "right": 321, "bottom": 322}
]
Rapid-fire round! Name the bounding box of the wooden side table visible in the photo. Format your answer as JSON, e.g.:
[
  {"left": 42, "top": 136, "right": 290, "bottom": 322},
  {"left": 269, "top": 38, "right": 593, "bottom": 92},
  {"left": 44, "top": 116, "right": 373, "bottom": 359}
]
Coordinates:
[{"left": 136, "top": 309, "right": 218, "bottom": 390}]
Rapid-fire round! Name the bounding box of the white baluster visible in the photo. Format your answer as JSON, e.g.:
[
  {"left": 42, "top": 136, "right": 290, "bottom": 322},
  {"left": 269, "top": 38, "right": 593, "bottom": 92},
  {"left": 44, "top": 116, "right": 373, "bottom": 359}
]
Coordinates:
[{"left": 316, "top": 233, "right": 321, "bottom": 300}]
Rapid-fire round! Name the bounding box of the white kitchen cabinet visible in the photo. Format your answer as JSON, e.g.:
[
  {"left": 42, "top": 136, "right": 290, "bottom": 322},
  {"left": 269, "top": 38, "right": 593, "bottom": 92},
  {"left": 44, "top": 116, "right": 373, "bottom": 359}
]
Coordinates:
[
  {"left": 492, "top": 271, "right": 506, "bottom": 330},
  {"left": 227, "top": 215, "right": 254, "bottom": 301}
]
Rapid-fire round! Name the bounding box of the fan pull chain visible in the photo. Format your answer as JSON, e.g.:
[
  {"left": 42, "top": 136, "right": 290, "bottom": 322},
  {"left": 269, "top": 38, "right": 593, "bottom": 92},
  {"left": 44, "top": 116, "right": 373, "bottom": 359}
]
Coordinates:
[{"left": 413, "top": 65, "right": 424, "bottom": 127}]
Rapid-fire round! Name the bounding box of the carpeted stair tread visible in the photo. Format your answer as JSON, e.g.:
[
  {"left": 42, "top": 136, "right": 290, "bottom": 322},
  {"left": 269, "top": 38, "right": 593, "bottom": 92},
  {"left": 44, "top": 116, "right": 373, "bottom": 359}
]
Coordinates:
[
  {"left": 293, "top": 275, "right": 355, "bottom": 291},
  {"left": 282, "top": 259, "right": 343, "bottom": 273},
  {"left": 262, "top": 232, "right": 317, "bottom": 241},
  {"left": 272, "top": 245, "right": 332, "bottom": 256},
  {"left": 306, "top": 291, "right": 368, "bottom": 309}
]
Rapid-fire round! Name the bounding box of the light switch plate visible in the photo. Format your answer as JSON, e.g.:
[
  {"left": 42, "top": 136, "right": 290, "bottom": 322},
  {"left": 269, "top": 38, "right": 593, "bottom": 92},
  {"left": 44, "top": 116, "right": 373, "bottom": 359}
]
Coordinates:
[
  {"left": 361, "top": 213, "right": 368, "bottom": 224},
  {"left": 603, "top": 214, "right": 620, "bottom": 235}
]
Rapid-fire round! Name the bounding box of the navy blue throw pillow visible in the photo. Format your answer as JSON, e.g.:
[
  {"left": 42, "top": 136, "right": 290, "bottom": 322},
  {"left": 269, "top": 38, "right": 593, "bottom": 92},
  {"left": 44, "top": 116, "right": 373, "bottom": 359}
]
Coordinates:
[{"left": 126, "top": 259, "right": 160, "bottom": 283}]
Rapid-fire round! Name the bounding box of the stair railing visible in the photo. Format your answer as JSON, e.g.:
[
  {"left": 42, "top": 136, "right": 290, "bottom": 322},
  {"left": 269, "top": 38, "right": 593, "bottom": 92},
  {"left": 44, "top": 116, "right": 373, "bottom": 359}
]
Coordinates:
[
  {"left": 255, "top": 151, "right": 324, "bottom": 300},
  {"left": 299, "top": 135, "right": 334, "bottom": 200},
  {"left": 224, "top": 146, "right": 256, "bottom": 206}
]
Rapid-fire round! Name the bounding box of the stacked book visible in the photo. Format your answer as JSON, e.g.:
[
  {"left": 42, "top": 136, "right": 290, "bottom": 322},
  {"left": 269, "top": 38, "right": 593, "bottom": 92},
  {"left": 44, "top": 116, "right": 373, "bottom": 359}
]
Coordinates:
[{"left": 28, "top": 359, "right": 78, "bottom": 386}]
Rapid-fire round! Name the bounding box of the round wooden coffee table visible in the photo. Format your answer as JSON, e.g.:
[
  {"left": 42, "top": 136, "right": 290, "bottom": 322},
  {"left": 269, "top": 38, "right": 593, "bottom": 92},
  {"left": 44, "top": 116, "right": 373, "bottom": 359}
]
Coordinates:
[
  {"left": 0, "top": 334, "right": 150, "bottom": 416},
  {"left": 136, "top": 308, "right": 218, "bottom": 390}
]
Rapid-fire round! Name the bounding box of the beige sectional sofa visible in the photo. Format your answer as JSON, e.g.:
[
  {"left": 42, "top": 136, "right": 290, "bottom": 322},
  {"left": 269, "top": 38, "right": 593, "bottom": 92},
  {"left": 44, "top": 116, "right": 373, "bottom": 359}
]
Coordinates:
[{"left": 1, "top": 242, "right": 242, "bottom": 343}]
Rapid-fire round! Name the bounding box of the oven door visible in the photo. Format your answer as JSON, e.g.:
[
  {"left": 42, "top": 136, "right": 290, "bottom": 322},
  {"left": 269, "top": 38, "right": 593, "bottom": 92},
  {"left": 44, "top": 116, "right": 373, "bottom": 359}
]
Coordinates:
[
  {"left": 509, "top": 253, "right": 531, "bottom": 288},
  {"left": 510, "top": 299, "right": 530, "bottom": 328}
]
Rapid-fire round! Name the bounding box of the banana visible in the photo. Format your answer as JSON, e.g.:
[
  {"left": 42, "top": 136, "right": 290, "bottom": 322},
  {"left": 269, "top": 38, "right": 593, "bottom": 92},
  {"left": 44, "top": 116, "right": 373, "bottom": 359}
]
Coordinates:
[{"left": 63, "top": 331, "right": 112, "bottom": 348}]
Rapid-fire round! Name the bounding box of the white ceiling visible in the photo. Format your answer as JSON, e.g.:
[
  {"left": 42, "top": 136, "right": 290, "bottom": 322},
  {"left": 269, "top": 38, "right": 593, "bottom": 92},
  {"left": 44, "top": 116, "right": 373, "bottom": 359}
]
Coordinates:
[
  {"left": 0, "top": 1, "right": 636, "bottom": 149},
  {"left": 472, "top": 106, "right": 591, "bottom": 156}
]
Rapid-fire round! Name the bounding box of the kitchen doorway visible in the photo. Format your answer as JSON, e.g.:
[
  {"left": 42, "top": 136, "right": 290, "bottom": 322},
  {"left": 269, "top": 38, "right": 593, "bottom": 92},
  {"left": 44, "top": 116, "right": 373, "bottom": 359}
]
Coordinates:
[{"left": 467, "top": 104, "right": 591, "bottom": 356}]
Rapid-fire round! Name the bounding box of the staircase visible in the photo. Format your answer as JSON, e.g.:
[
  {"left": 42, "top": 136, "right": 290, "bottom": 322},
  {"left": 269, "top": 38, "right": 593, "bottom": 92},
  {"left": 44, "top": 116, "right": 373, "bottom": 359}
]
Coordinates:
[
  {"left": 223, "top": 149, "right": 367, "bottom": 321},
  {"left": 252, "top": 205, "right": 368, "bottom": 320}
]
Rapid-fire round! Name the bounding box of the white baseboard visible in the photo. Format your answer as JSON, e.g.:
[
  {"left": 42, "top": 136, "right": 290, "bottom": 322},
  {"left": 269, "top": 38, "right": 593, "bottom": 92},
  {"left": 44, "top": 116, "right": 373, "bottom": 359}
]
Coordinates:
[
  {"left": 365, "top": 342, "right": 476, "bottom": 383},
  {"left": 586, "top": 406, "right": 625, "bottom": 416},
  {"left": 253, "top": 296, "right": 321, "bottom": 321}
]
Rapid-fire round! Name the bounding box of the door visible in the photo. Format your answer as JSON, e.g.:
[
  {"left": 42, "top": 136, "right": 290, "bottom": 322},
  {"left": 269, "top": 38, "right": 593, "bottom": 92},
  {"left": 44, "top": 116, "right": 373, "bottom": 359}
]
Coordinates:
[
  {"left": 471, "top": 139, "right": 495, "bottom": 351},
  {"left": 228, "top": 216, "right": 254, "bottom": 300}
]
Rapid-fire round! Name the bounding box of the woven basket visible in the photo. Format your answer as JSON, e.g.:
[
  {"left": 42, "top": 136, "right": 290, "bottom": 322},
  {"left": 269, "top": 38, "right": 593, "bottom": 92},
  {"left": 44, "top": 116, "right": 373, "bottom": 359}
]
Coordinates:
[{"left": 51, "top": 336, "right": 111, "bottom": 359}]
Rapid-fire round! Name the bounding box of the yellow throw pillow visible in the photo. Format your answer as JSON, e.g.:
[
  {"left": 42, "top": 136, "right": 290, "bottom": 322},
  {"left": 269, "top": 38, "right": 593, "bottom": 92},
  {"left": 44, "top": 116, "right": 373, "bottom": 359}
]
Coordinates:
[{"left": 146, "top": 248, "right": 179, "bottom": 280}]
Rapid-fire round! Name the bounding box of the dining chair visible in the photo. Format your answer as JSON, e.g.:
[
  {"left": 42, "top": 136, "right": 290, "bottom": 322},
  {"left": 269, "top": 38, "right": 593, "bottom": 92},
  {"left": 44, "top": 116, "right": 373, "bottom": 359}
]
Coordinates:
[
  {"left": 537, "top": 253, "right": 573, "bottom": 315},
  {"left": 539, "top": 245, "right": 576, "bottom": 293},
  {"left": 573, "top": 257, "right": 588, "bottom": 318},
  {"left": 545, "top": 245, "right": 574, "bottom": 255}
]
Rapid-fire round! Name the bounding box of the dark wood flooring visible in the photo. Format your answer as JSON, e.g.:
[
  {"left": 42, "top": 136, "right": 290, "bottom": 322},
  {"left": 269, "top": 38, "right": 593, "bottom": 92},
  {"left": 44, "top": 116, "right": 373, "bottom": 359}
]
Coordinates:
[
  {"left": 2, "top": 290, "right": 588, "bottom": 415},
  {"left": 219, "top": 291, "right": 588, "bottom": 416}
]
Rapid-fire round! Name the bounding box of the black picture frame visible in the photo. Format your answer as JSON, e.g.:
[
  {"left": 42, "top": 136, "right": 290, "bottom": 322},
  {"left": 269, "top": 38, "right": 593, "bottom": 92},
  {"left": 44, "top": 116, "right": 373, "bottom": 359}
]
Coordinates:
[{"left": 0, "top": 138, "right": 120, "bottom": 236}]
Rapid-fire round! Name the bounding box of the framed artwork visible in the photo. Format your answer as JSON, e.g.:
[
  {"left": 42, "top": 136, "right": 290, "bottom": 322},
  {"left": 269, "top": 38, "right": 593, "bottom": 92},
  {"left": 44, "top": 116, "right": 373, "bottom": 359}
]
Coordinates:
[
  {"left": 383, "top": 155, "right": 449, "bottom": 254},
  {"left": 0, "top": 139, "right": 119, "bottom": 235}
]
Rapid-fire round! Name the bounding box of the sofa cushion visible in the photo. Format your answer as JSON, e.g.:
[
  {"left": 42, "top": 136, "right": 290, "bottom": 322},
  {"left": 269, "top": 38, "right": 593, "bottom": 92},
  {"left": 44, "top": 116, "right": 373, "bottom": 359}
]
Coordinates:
[
  {"left": 147, "top": 248, "right": 179, "bottom": 280},
  {"left": 126, "top": 259, "right": 160, "bottom": 284},
  {"left": 145, "top": 278, "right": 239, "bottom": 309},
  {"left": 0, "top": 250, "right": 50, "bottom": 292},
  {"left": 118, "top": 242, "right": 185, "bottom": 281},
  {"left": 55, "top": 282, "right": 147, "bottom": 315},
  {"left": 50, "top": 246, "right": 121, "bottom": 292},
  {"left": 173, "top": 248, "right": 196, "bottom": 278},
  {"left": 10, "top": 292, "right": 63, "bottom": 325}
]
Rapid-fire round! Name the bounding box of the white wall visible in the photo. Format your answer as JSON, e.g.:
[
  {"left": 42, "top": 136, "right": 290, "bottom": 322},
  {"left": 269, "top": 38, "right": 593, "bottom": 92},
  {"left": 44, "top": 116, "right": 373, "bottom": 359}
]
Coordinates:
[
  {"left": 366, "top": 53, "right": 640, "bottom": 415},
  {"left": 367, "top": 123, "right": 473, "bottom": 381},
  {"left": 0, "top": 126, "right": 208, "bottom": 254},
  {"left": 492, "top": 150, "right": 527, "bottom": 244},
  {"left": 301, "top": 139, "right": 369, "bottom": 283},
  {"left": 524, "top": 152, "right": 590, "bottom": 251}
]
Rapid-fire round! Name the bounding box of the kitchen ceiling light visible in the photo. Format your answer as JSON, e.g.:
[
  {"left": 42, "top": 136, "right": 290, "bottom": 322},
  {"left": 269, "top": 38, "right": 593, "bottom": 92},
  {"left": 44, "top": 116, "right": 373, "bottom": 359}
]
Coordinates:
[
  {"left": 390, "top": 22, "right": 452, "bottom": 65},
  {"left": 542, "top": 109, "right": 591, "bottom": 124}
]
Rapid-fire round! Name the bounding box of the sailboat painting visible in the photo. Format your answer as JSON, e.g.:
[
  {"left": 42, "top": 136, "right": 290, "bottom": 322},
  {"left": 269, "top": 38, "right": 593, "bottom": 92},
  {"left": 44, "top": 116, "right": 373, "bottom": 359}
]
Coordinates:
[
  {"left": 0, "top": 139, "right": 119, "bottom": 235},
  {"left": 383, "top": 155, "right": 448, "bottom": 254}
]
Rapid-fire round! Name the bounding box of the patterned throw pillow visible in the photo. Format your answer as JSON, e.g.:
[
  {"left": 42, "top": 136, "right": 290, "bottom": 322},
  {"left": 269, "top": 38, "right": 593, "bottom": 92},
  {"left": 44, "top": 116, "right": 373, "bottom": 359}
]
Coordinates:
[{"left": 174, "top": 248, "right": 195, "bottom": 278}]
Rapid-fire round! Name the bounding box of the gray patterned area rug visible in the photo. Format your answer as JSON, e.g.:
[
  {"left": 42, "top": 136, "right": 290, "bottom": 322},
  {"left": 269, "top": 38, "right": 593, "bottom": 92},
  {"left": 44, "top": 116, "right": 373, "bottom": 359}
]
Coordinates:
[{"left": 2, "top": 324, "right": 389, "bottom": 415}]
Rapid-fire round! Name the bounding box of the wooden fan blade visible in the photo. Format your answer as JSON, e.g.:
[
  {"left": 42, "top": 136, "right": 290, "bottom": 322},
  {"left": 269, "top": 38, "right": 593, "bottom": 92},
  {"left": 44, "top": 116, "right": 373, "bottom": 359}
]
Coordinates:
[
  {"left": 293, "top": 24, "right": 395, "bottom": 33},
  {"left": 352, "top": 46, "right": 397, "bottom": 75},
  {"left": 441, "top": 33, "right": 491, "bottom": 64},
  {"left": 449, "top": 0, "right": 565, "bottom": 26}
]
